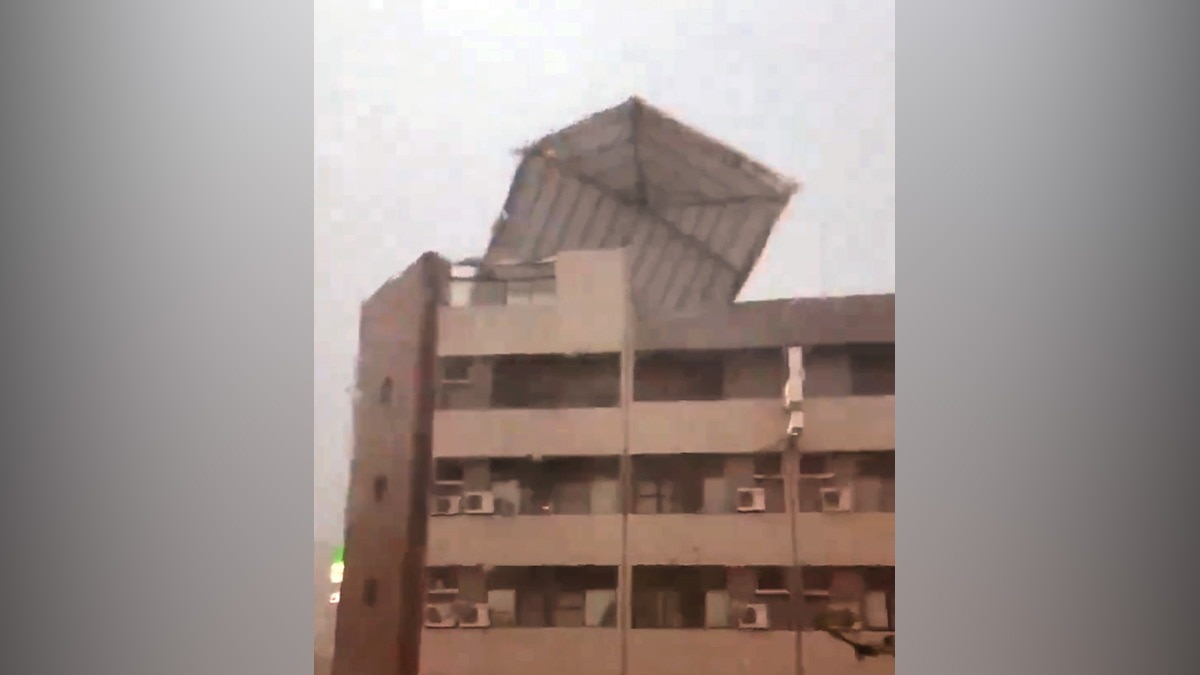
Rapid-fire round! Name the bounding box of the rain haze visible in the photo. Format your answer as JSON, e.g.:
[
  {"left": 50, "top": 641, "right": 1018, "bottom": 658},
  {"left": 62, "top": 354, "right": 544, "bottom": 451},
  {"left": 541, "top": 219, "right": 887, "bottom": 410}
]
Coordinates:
[{"left": 314, "top": 0, "right": 895, "bottom": 542}]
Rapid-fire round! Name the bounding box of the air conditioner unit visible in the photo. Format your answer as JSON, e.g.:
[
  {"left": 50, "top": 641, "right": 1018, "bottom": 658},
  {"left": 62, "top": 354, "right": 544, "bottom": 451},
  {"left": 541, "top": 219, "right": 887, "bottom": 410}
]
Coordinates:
[
  {"left": 737, "top": 603, "right": 770, "bottom": 630},
  {"left": 431, "top": 495, "right": 461, "bottom": 516},
  {"left": 424, "top": 603, "right": 457, "bottom": 628},
  {"left": 736, "top": 487, "right": 767, "bottom": 513},
  {"left": 462, "top": 491, "right": 496, "bottom": 515},
  {"left": 820, "top": 486, "right": 853, "bottom": 513},
  {"left": 458, "top": 603, "right": 491, "bottom": 628},
  {"left": 787, "top": 410, "right": 804, "bottom": 435},
  {"left": 784, "top": 347, "right": 805, "bottom": 410}
]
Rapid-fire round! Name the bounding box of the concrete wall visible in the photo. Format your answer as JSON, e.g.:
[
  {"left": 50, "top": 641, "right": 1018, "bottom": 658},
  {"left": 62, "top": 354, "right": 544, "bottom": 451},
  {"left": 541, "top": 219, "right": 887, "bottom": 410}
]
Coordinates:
[
  {"left": 802, "top": 633, "right": 896, "bottom": 675},
  {"left": 793, "top": 514, "right": 896, "bottom": 566},
  {"left": 629, "top": 399, "right": 786, "bottom": 454},
  {"left": 626, "top": 515, "right": 794, "bottom": 565},
  {"left": 419, "top": 629, "right": 886, "bottom": 675},
  {"left": 427, "top": 515, "right": 623, "bottom": 566},
  {"left": 626, "top": 631, "right": 797, "bottom": 675},
  {"left": 334, "top": 253, "right": 448, "bottom": 675},
  {"left": 635, "top": 295, "right": 895, "bottom": 351},
  {"left": 433, "top": 408, "right": 625, "bottom": 458},
  {"left": 798, "top": 396, "right": 895, "bottom": 452},
  {"left": 438, "top": 249, "right": 630, "bottom": 356},
  {"left": 420, "top": 629, "right": 621, "bottom": 675}
]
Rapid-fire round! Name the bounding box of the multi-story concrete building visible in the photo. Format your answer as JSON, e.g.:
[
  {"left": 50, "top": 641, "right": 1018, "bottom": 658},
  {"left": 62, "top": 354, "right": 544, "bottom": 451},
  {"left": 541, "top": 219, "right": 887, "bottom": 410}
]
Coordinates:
[{"left": 332, "top": 99, "right": 895, "bottom": 675}]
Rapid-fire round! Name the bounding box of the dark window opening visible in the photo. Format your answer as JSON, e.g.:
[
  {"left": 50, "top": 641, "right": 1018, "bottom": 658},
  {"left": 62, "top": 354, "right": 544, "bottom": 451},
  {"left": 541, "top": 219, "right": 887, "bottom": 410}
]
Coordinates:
[
  {"left": 798, "top": 566, "right": 894, "bottom": 631},
  {"left": 634, "top": 351, "right": 725, "bottom": 401},
  {"left": 485, "top": 566, "right": 618, "bottom": 628},
  {"left": 491, "top": 354, "right": 620, "bottom": 409},
  {"left": 363, "top": 578, "right": 378, "bottom": 607},
  {"left": 426, "top": 567, "right": 459, "bottom": 599},
  {"left": 798, "top": 452, "right": 895, "bottom": 513},
  {"left": 849, "top": 344, "right": 895, "bottom": 396},
  {"left": 857, "top": 451, "right": 895, "bottom": 478},
  {"left": 434, "top": 459, "right": 465, "bottom": 484},
  {"left": 441, "top": 357, "right": 472, "bottom": 383},
  {"left": 372, "top": 475, "right": 388, "bottom": 502},
  {"left": 632, "top": 565, "right": 727, "bottom": 629},
  {"left": 433, "top": 457, "right": 621, "bottom": 516},
  {"left": 379, "top": 377, "right": 393, "bottom": 404},
  {"left": 757, "top": 567, "right": 787, "bottom": 592},
  {"left": 633, "top": 454, "right": 785, "bottom": 515}
]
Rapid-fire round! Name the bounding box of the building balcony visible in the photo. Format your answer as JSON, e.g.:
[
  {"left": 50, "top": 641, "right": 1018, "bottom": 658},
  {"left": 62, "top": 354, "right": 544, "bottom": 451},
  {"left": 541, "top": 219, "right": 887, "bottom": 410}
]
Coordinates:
[
  {"left": 799, "top": 395, "right": 895, "bottom": 452},
  {"left": 627, "top": 630, "right": 796, "bottom": 675},
  {"left": 794, "top": 513, "right": 895, "bottom": 566},
  {"left": 629, "top": 399, "right": 787, "bottom": 455},
  {"left": 427, "top": 515, "right": 623, "bottom": 566},
  {"left": 420, "top": 628, "right": 620, "bottom": 675},
  {"left": 432, "top": 408, "right": 624, "bottom": 458},
  {"left": 626, "top": 515, "right": 794, "bottom": 566}
]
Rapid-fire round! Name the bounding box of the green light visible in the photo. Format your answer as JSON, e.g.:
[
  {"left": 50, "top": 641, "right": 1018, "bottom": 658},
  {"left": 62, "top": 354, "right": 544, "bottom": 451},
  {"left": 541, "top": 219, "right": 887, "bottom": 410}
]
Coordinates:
[{"left": 332, "top": 545, "right": 344, "bottom": 565}]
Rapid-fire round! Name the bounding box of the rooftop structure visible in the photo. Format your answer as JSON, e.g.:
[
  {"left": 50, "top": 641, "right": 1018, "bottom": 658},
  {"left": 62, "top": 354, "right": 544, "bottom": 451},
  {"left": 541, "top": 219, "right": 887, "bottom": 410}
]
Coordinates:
[{"left": 480, "top": 97, "right": 799, "bottom": 315}]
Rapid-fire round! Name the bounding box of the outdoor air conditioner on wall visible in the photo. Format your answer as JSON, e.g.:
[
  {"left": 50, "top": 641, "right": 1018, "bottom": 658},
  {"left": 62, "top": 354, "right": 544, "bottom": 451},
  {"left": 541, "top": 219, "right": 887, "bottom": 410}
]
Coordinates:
[
  {"left": 462, "top": 491, "right": 496, "bottom": 515},
  {"left": 431, "top": 495, "right": 461, "bottom": 516},
  {"left": 784, "top": 347, "right": 804, "bottom": 408},
  {"left": 424, "top": 603, "right": 457, "bottom": 628},
  {"left": 820, "top": 486, "right": 854, "bottom": 513},
  {"left": 737, "top": 603, "right": 770, "bottom": 630},
  {"left": 736, "top": 487, "right": 767, "bottom": 513},
  {"left": 458, "top": 603, "right": 491, "bottom": 628}
]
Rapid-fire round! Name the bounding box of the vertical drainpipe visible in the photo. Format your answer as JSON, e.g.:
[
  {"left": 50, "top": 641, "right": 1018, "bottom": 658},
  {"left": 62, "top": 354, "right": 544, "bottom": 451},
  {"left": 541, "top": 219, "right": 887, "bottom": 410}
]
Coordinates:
[{"left": 618, "top": 248, "right": 635, "bottom": 675}]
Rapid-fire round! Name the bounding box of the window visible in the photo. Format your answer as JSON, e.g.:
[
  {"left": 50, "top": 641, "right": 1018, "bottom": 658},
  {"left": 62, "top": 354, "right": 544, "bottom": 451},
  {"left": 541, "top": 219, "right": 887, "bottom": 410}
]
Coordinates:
[
  {"left": 363, "top": 578, "right": 378, "bottom": 606},
  {"left": 487, "top": 589, "right": 517, "bottom": 627},
  {"left": 505, "top": 277, "right": 556, "bottom": 305},
  {"left": 379, "top": 377, "right": 393, "bottom": 404},
  {"left": 486, "top": 566, "right": 617, "bottom": 628},
  {"left": 473, "top": 457, "right": 619, "bottom": 516},
  {"left": 849, "top": 344, "right": 895, "bottom": 395},
  {"left": 426, "top": 567, "right": 459, "bottom": 596},
  {"left": 491, "top": 354, "right": 620, "bottom": 409},
  {"left": 799, "top": 566, "right": 894, "bottom": 631},
  {"left": 372, "top": 475, "right": 388, "bottom": 502},
  {"left": 441, "top": 357, "right": 471, "bottom": 384},
  {"left": 855, "top": 451, "right": 895, "bottom": 513},
  {"left": 634, "top": 454, "right": 779, "bottom": 515},
  {"left": 635, "top": 478, "right": 678, "bottom": 514},
  {"left": 634, "top": 351, "right": 725, "bottom": 401},
  {"left": 632, "top": 566, "right": 725, "bottom": 629}
]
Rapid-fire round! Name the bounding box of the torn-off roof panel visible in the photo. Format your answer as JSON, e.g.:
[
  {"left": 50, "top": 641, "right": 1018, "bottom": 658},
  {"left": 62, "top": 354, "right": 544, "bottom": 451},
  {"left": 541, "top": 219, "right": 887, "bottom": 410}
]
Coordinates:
[{"left": 483, "top": 97, "right": 800, "bottom": 316}]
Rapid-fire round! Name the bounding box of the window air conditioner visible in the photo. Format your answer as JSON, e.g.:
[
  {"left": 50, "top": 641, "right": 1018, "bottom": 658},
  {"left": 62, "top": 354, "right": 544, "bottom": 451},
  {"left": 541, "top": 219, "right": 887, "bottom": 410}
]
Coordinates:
[
  {"left": 736, "top": 487, "right": 767, "bottom": 513},
  {"left": 424, "top": 603, "right": 457, "bottom": 628},
  {"left": 820, "top": 486, "right": 853, "bottom": 513},
  {"left": 431, "top": 495, "right": 461, "bottom": 516},
  {"left": 784, "top": 347, "right": 805, "bottom": 410},
  {"left": 462, "top": 491, "right": 496, "bottom": 515},
  {"left": 737, "top": 603, "right": 770, "bottom": 630}
]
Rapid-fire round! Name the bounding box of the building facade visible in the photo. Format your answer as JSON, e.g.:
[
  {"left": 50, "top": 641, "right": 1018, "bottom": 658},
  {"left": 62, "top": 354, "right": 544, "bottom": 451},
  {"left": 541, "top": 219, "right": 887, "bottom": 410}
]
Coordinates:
[{"left": 334, "top": 248, "right": 895, "bottom": 675}]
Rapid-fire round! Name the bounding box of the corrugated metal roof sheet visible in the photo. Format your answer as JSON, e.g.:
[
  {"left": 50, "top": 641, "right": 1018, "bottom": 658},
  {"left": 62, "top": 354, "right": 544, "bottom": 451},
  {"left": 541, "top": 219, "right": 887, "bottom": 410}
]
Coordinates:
[{"left": 482, "top": 97, "right": 800, "bottom": 317}]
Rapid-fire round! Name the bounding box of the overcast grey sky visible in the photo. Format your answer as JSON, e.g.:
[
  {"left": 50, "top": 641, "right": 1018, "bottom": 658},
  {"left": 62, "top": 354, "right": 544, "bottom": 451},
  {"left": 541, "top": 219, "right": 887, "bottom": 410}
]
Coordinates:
[{"left": 314, "top": 0, "right": 895, "bottom": 541}]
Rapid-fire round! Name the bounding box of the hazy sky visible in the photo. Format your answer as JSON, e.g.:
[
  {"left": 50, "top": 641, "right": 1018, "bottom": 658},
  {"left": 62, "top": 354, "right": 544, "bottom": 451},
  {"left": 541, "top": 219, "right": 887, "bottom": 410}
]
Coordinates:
[{"left": 314, "top": 0, "right": 895, "bottom": 541}]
